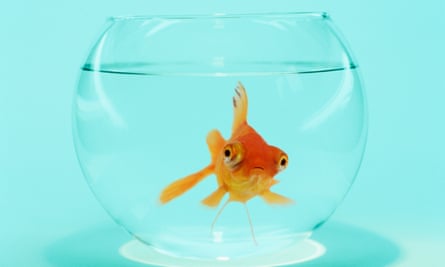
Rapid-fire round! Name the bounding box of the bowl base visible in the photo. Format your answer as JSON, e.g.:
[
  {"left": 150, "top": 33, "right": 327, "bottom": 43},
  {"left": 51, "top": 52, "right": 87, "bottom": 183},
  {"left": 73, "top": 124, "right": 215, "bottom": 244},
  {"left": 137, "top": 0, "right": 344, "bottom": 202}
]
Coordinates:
[{"left": 119, "top": 238, "right": 325, "bottom": 267}]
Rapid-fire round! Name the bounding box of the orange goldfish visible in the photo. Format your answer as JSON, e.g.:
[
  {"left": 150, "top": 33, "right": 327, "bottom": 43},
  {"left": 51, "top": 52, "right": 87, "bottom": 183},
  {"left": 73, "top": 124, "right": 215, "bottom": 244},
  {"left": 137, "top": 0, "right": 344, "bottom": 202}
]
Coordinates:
[{"left": 160, "top": 82, "right": 293, "bottom": 242}]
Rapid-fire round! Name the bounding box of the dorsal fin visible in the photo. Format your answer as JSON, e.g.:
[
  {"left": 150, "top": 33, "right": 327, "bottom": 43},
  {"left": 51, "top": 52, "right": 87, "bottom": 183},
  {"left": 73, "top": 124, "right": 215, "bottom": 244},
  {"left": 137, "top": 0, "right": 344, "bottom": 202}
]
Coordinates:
[{"left": 232, "top": 82, "right": 248, "bottom": 133}]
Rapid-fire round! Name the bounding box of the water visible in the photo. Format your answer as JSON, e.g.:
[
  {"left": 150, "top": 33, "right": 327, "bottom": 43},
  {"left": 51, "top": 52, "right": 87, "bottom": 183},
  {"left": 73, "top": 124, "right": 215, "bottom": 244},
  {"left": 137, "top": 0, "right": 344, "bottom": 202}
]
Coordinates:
[{"left": 73, "top": 65, "right": 366, "bottom": 259}]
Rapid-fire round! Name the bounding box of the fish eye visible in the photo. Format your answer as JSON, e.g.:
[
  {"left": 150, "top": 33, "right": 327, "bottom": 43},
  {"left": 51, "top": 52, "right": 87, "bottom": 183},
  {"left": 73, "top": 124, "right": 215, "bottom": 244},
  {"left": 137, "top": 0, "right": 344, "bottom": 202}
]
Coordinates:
[
  {"left": 223, "top": 142, "right": 244, "bottom": 168},
  {"left": 278, "top": 155, "right": 288, "bottom": 171},
  {"left": 224, "top": 148, "right": 231, "bottom": 158},
  {"left": 223, "top": 145, "right": 234, "bottom": 162}
]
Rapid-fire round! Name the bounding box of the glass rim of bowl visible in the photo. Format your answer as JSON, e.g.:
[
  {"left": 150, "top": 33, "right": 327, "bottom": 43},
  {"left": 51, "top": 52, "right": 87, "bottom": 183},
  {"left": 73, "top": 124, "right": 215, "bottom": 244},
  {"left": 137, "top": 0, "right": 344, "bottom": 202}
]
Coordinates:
[{"left": 109, "top": 11, "right": 329, "bottom": 21}]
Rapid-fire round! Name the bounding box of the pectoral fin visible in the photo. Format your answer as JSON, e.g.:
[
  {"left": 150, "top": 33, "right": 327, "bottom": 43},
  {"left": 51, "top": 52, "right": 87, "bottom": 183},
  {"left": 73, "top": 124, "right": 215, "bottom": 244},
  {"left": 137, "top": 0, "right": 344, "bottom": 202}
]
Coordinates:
[
  {"left": 201, "top": 186, "right": 227, "bottom": 207},
  {"left": 261, "top": 190, "right": 294, "bottom": 205},
  {"left": 160, "top": 165, "right": 213, "bottom": 204}
]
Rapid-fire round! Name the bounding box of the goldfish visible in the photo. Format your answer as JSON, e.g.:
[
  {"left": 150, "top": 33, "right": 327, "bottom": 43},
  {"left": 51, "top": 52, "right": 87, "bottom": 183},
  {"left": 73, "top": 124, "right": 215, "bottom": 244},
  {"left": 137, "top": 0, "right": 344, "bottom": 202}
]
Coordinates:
[{"left": 159, "top": 82, "right": 293, "bottom": 243}]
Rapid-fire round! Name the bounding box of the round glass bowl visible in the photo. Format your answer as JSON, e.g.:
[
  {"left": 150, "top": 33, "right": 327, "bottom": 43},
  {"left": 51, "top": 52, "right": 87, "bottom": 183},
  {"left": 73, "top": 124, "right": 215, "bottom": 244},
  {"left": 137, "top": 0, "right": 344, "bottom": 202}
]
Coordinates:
[{"left": 73, "top": 12, "right": 367, "bottom": 263}]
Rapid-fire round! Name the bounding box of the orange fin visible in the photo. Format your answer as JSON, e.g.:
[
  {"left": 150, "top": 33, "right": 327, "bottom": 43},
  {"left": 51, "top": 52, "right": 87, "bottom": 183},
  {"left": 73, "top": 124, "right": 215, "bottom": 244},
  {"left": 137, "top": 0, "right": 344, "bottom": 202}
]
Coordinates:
[
  {"left": 271, "top": 179, "right": 280, "bottom": 186},
  {"left": 261, "top": 190, "right": 294, "bottom": 205},
  {"left": 232, "top": 82, "right": 248, "bottom": 132},
  {"left": 160, "top": 165, "right": 213, "bottom": 204},
  {"left": 206, "top": 129, "right": 225, "bottom": 163},
  {"left": 202, "top": 186, "right": 227, "bottom": 207}
]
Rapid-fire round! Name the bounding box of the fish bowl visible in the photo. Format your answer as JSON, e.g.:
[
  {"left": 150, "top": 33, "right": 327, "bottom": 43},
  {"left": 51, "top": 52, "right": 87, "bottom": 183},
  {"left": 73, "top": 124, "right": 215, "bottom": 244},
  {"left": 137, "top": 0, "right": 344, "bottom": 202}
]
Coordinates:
[{"left": 73, "top": 12, "right": 367, "bottom": 266}]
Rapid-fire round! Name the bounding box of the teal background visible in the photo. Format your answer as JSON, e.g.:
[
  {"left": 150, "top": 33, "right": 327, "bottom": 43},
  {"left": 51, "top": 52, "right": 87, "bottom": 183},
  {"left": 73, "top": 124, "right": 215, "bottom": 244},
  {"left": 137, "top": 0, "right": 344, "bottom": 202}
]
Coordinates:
[{"left": 1, "top": 0, "right": 444, "bottom": 266}]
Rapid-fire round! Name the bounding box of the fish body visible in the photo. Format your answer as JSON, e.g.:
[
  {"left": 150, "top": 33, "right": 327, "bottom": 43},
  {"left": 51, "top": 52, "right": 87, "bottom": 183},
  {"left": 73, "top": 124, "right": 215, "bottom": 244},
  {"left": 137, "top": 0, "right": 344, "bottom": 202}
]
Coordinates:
[
  {"left": 207, "top": 124, "right": 289, "bottom": 205},
  {"left": 159, "top": 82, "right": 293, "bottom": 241}
]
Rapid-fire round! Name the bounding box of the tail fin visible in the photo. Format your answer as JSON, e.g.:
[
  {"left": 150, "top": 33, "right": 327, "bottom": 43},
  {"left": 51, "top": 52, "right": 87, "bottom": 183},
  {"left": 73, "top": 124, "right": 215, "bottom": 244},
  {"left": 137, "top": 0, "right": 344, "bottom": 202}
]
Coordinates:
[
  {"left": 206, "top": 129, "right": 225, "bottom": 163},
  {"left": 211, "top": 198, "right": 230, "bottom": 233},
  {"left": 232, "top": 82, "right": 249, "bottom": 133},
  {"left": 244, "top": 203, "right": 258, "bottom": 245},
  {"left": 160, "top": 130, "right": 225, "bottom": 204},
  {"left": 159, "top": 165, "right": 213, "bottom": 204}
]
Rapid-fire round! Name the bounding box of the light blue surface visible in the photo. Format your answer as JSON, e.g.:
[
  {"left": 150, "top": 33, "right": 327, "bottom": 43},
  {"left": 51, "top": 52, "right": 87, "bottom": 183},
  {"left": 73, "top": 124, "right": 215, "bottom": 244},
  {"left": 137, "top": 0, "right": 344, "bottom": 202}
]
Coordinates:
[{"left": 1, "top": 0, "right": 444, "bottom": 266}]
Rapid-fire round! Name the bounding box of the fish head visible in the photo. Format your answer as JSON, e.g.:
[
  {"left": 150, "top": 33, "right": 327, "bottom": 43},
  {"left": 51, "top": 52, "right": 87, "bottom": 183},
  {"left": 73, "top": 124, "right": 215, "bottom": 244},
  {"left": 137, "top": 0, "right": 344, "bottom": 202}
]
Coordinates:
[{"left": 222, "top": 141, "right": 288, "bottom": 181}]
